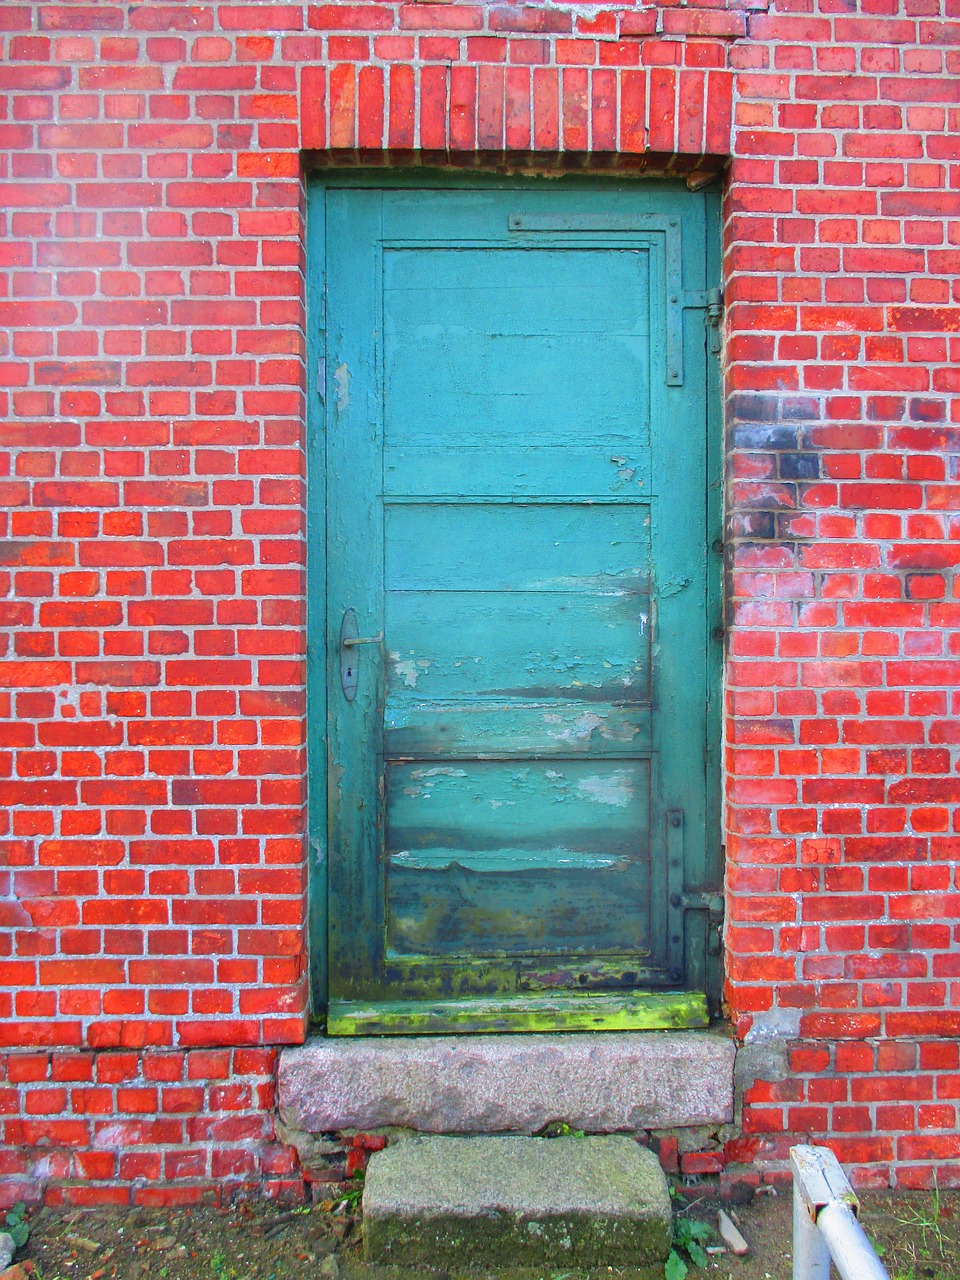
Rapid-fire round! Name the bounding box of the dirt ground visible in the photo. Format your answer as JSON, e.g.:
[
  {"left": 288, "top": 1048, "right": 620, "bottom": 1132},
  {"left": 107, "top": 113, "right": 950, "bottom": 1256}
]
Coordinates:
[{"left": 13, "top": 1182, "right": 960, "bottom": 1280}]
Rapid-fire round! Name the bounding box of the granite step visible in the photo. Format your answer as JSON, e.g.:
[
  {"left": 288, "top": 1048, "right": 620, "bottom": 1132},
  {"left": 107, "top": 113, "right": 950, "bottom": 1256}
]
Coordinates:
[{"left": 278, "top": 1030, "right": 735, "bottom": 1137}]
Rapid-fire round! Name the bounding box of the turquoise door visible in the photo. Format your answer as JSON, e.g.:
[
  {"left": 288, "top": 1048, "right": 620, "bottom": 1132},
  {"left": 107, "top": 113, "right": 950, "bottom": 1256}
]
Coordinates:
[{"left": 313, "top": 178, "right": 721, "bottom": 1034}]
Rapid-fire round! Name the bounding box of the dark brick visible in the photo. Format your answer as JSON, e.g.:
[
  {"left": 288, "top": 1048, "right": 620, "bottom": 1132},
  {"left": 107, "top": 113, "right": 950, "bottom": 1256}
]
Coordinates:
[
  {"left": 780, "top": 452, "right": 820, "bottom": 480},
  {"left": 730, "top": 511, "right": 777, "bottom": 539},
  {"left": 908, "top": 398, "right": 946, "bottom": 423},
  {"left": 730, "top": 425, "right": 798, "bottom": 450},
  {"left": 731, "top": 393, "right": 782, "bottom": 424},
  {"left": 780, "top": 397, "right": 821, "bottom": 422}
]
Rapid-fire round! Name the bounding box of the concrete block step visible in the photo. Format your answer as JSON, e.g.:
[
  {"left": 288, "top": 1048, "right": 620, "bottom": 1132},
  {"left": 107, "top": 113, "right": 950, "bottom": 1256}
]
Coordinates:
[{"left": 362, "top": 1135, "right": 672, "bottom": 1269}]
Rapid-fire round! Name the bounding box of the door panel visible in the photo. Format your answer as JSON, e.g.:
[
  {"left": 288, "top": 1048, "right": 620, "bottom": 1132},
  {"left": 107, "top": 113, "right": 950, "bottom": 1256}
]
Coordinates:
[
  {"left": 321, "top": 179, "right": 718, "bottom": 1034},
  {"left": 383, "top": 245, "right": 650, "bottom": 500},
  {"left": 385, "top": 587, "right": 652, "bottom": 703}
]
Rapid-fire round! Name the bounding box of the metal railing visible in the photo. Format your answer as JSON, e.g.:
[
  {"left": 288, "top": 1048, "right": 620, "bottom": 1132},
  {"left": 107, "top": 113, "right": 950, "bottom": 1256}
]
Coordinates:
[{"left": 791, "top": 1145, "right": 890, "bottom": 1280}]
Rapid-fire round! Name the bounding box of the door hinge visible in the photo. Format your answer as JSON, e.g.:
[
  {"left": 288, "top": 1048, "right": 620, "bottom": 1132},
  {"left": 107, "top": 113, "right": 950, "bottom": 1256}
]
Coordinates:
[
  {"left": 684, "top": 288, "right": 724, "bottom": 354},
  {"left": 512, "top": 213, "right": 688, "bottom": 387},
  {"left": 675, "top": 890, "right": 724, "bottom": 914},
  {"left": 706, "top": 286, "right": 723, "bottom": 354},
  {"left": 670, "top": 890, "right": 725, "bottom": 956}
]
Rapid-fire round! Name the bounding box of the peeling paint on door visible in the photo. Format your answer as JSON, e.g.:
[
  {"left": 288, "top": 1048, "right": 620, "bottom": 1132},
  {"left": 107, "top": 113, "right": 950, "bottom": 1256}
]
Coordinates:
[{"left": 333, "top": 361, "right": 350, "bottom": 411}]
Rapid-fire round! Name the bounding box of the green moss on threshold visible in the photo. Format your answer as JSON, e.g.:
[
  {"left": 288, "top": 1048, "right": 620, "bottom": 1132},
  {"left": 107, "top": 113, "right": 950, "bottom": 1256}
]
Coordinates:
[{"left": 326, "top": 990, "right": 709, "bottom": 1035}]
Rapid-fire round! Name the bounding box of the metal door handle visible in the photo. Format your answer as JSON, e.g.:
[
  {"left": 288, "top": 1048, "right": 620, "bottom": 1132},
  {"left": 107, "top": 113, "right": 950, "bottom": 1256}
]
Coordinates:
[{"left": 340, "top": 608, "right": 380, "bottom": 701}]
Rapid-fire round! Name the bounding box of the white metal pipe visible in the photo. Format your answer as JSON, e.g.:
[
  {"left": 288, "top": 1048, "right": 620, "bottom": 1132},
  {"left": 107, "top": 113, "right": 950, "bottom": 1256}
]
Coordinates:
[
  {"left": 792, "top": 1180, "right": 830, "bottom": 1280},
  {"left": 816, "top": 1199, "right": 889, "bottom": 1280},
  {"left": 790, "top": 1145, "right": 890, "bottom": 1280}
]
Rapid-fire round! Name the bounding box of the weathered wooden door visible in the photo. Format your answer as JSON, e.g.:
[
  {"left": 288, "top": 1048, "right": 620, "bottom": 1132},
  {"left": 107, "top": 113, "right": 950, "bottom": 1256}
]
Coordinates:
[{"left": 316, "top": 178, "right": 721, "bottom": 1034}]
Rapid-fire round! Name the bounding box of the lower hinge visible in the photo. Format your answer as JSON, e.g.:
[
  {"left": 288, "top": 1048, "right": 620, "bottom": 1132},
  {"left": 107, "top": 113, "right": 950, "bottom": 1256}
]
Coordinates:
[
  {"left": 677, "top": 890, "right": 724, "bottom": 914},
  {"left": 706, "top": 287, "right": 723, "bottom": 353},
  {"left": 670, "top": 890, "right": 724, "bottom": 956}
]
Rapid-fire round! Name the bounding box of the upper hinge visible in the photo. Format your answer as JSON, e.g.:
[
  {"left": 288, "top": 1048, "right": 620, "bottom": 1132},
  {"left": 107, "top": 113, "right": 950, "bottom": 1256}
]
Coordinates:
[
  {"left": 510, "top": 212, "right": 686, "bottom": 388},
  {"left": 683, "top": 286, "right": 723, "bottom": 317}
]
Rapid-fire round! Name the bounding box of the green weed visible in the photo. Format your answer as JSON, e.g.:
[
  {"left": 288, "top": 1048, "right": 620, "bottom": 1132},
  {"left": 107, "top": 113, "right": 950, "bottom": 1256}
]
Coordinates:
[
  {"left": 893, "top": 1180, "right": 945, "bottom": 1259},
  {"left": 5, "top": 1203, "right": 29, "bottom": 1252},
  {"left": 664, "top": 1214, "right": 714, "bottom": 1279},
  {"left": 337, "top": 1170, "right": 365, "bottom": 1210},
  {"left": 210, "top": 1248, "right": 237, "bottom": 1280},
  {"left": 542, "top": 1122, "right": 586, "bottom": 1139}
]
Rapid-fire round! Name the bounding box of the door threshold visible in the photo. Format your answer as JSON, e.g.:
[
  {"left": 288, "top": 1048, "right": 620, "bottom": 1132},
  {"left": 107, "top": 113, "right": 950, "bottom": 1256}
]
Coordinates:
[
  {"left": 278, "top": 1027, "right": 735, "bottom": 1136},
  {"left": 327, "top": 990, "right": 708, "bottom": 1036}
]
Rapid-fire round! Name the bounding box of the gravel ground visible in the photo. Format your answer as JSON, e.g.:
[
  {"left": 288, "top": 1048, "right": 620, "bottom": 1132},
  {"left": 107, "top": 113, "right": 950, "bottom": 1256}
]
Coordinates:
[{"left": 11, "top": 1182, "right": 960, "bottom": 1280}]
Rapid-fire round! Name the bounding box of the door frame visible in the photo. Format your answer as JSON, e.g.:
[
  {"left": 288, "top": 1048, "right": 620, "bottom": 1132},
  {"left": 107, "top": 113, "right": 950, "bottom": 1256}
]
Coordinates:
[{"left": 306, "top": 170, "right": 725, "bottom": 1024}]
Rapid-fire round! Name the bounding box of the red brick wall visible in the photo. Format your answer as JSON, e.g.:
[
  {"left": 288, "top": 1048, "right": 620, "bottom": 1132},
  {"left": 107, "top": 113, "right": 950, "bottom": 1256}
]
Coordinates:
[
  {"left": 1, "top": 1, "right": 310, "bottom": 1057},
  {"left": 722, "top": 0, "right": 960, "bottom": 1192},
  {"left": 0, "top": 1047, "right": 300, "bottom": 1205},
  {"left": 1, "top": 0, "right": 958, "bottom": 1202}
]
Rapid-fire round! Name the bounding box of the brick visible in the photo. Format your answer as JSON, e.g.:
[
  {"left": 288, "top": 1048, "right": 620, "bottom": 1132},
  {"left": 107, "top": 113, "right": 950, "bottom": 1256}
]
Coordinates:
[
  {"left": 450, "top": 65, "right": 477, "bottom": 151},
  {"left": 420, "top": 64, "right": 447, "bottom": 151},
  {"left": 648, "top": 66, "right": 676, "bottom": 153},
  {"left": 681, "top": 1150, "right": 726, "bottom": 1175}
]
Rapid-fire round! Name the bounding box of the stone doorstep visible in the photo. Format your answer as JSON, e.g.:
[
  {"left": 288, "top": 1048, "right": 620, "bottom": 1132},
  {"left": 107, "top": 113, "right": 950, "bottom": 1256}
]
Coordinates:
[
  {"left": 362, "top": 1134, "right": 673, "bottom": 1268},
  {"left": 278, "top": 1029, "right": 735, "bottom": 1136}
]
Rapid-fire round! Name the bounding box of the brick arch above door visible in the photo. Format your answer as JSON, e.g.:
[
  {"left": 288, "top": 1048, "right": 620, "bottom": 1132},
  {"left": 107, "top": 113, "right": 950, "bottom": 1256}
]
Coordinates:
[{"left": 298, "top": 5, "right": 740, "bottom": 162}]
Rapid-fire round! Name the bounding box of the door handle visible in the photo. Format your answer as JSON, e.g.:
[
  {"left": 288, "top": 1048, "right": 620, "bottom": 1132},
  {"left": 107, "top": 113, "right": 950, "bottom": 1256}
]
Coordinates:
[{"left": 340, "top": 608, "right": 380, "bottom": 701}]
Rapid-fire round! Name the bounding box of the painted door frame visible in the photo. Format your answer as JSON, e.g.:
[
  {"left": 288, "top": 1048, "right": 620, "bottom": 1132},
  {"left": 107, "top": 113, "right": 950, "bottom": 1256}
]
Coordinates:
[{"left": 306, "top": 170, "right": 725, "bottom": 1024}]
